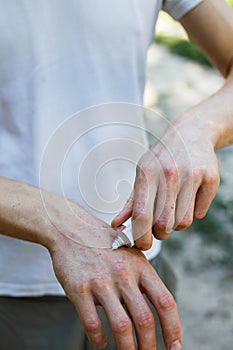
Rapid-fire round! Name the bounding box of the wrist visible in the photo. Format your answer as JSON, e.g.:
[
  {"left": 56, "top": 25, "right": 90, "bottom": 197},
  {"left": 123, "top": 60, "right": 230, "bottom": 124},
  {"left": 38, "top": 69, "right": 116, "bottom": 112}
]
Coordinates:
[
  {"left": 35, "top": 191, "right": 75, "bottom": 250},
  {"left": 40, "top": 192, "right": 116, "bottom": 253},
  {"left": 169, "top": 112, "right": 216, "bottom": 152}
]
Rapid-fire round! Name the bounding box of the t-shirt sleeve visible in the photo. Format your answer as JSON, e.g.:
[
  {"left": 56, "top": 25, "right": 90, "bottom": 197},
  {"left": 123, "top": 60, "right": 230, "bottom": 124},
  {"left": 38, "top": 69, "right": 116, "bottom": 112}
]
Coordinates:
[{"left": 162, "top": 0, "right": 203, "bottom": 20}]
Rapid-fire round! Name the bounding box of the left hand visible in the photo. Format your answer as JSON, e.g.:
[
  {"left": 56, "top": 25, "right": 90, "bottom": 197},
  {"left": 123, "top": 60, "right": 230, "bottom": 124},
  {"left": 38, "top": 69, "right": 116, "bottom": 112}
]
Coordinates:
[{"left": 48, "top": 216, "right": 182, "bottom": 350}]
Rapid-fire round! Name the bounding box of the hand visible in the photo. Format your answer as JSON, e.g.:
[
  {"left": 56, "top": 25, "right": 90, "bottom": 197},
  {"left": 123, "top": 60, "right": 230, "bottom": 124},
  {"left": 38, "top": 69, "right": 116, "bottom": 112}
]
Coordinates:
[
  {"left": 111, "top": 114, "right": 220, "bottom": 249},
  {"left": 0, "top": 177, "right": 181, "bottom": 349},
  {"left": 0, "top": 177, "right": 181, "bottom": 348},
  {"left": 47, "top": 207, "right": 182, "bottom": 350}
]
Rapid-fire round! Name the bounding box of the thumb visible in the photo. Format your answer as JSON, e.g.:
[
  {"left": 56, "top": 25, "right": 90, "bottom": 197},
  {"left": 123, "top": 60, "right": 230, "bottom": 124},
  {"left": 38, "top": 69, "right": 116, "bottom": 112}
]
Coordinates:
[{"left": 111, "top": 192, "right": 134, "bottom": 228}]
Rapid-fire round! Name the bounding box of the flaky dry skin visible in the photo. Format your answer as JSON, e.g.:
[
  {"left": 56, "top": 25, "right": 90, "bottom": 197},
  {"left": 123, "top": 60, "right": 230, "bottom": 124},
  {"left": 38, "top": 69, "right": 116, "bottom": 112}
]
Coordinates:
[{"left": 0, "top": 176, "right": 182, "bottom": 349}]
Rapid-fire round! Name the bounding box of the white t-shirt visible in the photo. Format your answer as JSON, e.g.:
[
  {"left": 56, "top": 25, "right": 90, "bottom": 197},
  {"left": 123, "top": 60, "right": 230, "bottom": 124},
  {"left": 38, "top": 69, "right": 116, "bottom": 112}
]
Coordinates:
[{"left": 0, "top": 0, "right": 202, "bottom": 296}]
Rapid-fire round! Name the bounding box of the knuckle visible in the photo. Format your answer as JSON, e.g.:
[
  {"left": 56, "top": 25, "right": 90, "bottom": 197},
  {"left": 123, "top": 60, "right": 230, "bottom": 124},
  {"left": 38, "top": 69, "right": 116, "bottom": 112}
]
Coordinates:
[
  {"left": 166, "top": 328, "right": 182, "bottom": 346},
  {"left": 90, "top": 273, "right": 107, "bottom": 289},
  {"left": 169, "top": 323, "right": 182, "bottom": 339},
  {"left": 85, "top": 319, "right": 101, "bottom": 334},
  {"left": 112, "top": 318, "right": 132, "bottom": 335},
  {"left": 191, "top": 168, "right": 200, "bottom": 182},
  {"left": 73, "top": 281, "right": 90, "bottom": 295},
  {"left": 158, "top": 292, "right": 176, "bottom": 312},
  {"left": 136, "top": 311, "right": 154, "bottom": 329},
  {"left": 153, "top": 223, "right": 171, "bottom": 240},
  {"left": 155, "top": 217, "right": 169, "bottom": 232},
  {"left": 176, "top": 216, "right": 192, "bottom": 230},
  {"left": 132, "top": 201, "right": 151, "bottom": 221},
  {"left": 194, "top": 210, "right": 207, "bottom": 220},
  {"left": 154, "top": 231, "right": 170, "bottom": 241},
  {"left": 136, "top": 239, "right": 152, "bottom": 250},
  {"left": 202, "top": 172, "right": 219, "bottom": 187},
  {"left": 134, "top": 210, "right": 151, "bottom": 223},
  {"left": 137, "top": 153, "right": 157, "bottom": 178},
  {"left": 144, "top": 162, "right": 157, "bottom": 178},
  {"left": 164, "top": 166, "right": 178, "bottom": 181}
]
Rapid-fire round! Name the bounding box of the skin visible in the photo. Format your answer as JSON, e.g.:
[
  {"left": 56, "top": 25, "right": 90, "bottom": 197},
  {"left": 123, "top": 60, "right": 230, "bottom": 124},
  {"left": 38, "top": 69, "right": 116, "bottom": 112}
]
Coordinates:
[
  {"left": 1, "top": 1, "right": 231, "bottom": 348},
  {"left": 0, "top": 176, "right": 182, "bottom": 350},
  {"left": 112, "top": 0, "right": 233, "bottom": 250}
]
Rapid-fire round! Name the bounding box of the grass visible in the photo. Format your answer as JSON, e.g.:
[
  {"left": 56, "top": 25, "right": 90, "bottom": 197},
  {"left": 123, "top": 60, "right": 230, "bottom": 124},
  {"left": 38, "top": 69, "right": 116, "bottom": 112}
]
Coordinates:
[{"left": 155, "top": 35, "right": 212, "bottom": 67}]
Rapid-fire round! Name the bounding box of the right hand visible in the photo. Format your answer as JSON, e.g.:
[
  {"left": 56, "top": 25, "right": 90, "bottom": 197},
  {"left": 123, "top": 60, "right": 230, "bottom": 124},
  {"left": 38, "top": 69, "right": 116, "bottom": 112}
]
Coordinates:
[
  {"left": 111, "top": 114, "right": 220, "bottom": 250},
  {"left": 46, "top": 202, "right": 182, "bottom": 350}
]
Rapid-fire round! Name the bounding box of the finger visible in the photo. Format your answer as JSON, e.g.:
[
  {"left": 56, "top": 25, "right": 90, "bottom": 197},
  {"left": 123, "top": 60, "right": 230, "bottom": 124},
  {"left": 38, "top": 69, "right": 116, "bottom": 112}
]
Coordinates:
[
  {"left": 174, "top": 183, "right": 198, "bottom": 231},
  {"left": 111, "top": 191, "right": 134, "bottom": 228},
  {"left": 140, "top": 267, "right": 182, "bottom": 350},
  {"left": 132, "top": 161, "right": 158, "bottom": 250},
  {"left": 74, "top": 290, "right": 107, "bottom": 348},
  {"left": 153, "top": 170, "right": 179, "bottom": 240},
  {"left": 95, "top": 291, "right": 135, "bottom": 350},
  {"left": 194, "top": 177, "right": 219, "bottom": 219},
  {"left": 121, "top": 287, "right": 156, "bottom": 350}
]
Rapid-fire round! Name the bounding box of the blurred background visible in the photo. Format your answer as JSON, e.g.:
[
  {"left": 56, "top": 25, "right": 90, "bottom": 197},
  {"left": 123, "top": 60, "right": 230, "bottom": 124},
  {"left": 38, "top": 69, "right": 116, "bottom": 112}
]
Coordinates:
[{"left": 144, "top": 2, "right": 233, "bottom": 349}]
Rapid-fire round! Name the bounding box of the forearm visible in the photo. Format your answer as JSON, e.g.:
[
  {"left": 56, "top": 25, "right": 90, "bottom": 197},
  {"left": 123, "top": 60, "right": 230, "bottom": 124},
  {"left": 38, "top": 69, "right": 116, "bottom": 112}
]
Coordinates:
[
  {"left": 0, "top": 176, "right": 114, "bottom": 251},
  {"left": 173, "top": 63, "right": 233, "bottom": 150},
  {"left": 209, "top": 62, "right": 233, "bottom": 149},
  {"left": 178, "top": 0, "right": 233, "bottom": 149},
  {"left": 0, "top": 176, "right": 61, "bottom": 247}
]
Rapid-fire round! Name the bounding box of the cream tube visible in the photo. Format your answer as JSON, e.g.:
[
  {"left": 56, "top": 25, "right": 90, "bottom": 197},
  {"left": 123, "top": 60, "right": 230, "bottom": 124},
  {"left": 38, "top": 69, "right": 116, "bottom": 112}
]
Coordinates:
[{"left": 112, "top": 219, "right": 134, "bottom": 250}]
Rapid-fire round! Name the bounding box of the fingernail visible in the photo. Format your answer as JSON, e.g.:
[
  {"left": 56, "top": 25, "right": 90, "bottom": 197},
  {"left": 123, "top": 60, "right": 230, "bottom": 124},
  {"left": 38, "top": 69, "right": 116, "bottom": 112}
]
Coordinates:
[
  {"left": 116, "top": 224, "right": 126, "bottom": 231},
  {"left": 169, "top": 340, "right": 182, "bottom": 350}
]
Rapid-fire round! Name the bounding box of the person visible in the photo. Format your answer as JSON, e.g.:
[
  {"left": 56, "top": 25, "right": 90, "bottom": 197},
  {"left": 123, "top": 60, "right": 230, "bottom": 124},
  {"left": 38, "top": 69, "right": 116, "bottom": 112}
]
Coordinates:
[{"left": 0, "top": 1, "right": 232, "bottom": 350}]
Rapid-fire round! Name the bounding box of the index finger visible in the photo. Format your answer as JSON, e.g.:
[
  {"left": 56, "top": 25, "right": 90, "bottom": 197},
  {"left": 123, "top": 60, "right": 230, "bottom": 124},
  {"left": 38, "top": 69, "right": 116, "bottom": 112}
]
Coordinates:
[
  {"left": 132, "top": 155, "right": 158, "bottom": 250},
  {"left": 111, "top": 192, "right": 134, "bottom": 229}
]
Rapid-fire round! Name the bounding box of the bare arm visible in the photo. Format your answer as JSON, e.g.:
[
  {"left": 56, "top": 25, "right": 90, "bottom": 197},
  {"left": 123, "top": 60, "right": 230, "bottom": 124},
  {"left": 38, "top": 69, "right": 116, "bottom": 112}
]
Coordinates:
[
  {"left": 0, "top": 176, "right": 182, "bottom": 350},
  {"left": 181, "top": 0, "right": 233, "bottom": 78},
  {"left": 0, "top": 176, "right": 113, "bottom": 248},
  {"left": 0, "top": 176, "right": 58, "bottom": 246},
  {"left": 112, "top": 0, "right": 233, "bottom": 248},
  {"left": 180, "top": 0, "right": 233, "bottom": 149}
]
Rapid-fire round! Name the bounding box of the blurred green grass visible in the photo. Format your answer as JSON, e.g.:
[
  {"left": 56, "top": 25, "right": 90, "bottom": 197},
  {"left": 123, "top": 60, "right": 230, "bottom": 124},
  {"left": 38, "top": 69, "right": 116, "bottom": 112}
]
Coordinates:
[{"left": 154, "top": 35, "right": 212, "bottom": 67}]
